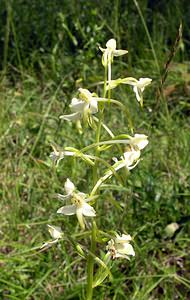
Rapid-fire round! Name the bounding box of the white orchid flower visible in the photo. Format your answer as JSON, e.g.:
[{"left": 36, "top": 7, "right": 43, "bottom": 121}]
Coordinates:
[
  {"left": 48, "top": 225, "right": 63, "bottom": 240},
  {"left": 50, "top": 144, "right": 75, "bottom": 165},
  {"left": 133, "top": 78, "right": 152, "bottom": 104},
  {"left": 115, "top": 134, "right": 148, "bottom": 170},
  {"left": 91, "top": 134, "right": 148, "bottom": 195},
  {"left": 41, "top": 225, "right": 63, "bottom": 250},
  {"left": 99, "top": 39, "right": 128, "bottom": 82},
  {"left": 106, "top": 233, "right": 135, "bottom": 260},
  {"left": 129, "top": 134, "right": 149, "bottom": 150},
  {"left": 113, "top": 133, "right": 149, "bottom": 171},
  {"left": 111, "top": 147, "right": 140, "bottom": 173},
  {"left": 106, "top": 77, "right": 152, "bottom": 105},
  {"left": 57, "top": 178, "right": 96, "bottom": 229},
  {"left": 99, "top": 39, "right": 128, "bottom": 67},
  {"left": 122, "top": 147, "right": 141, "bottom": 169},
  {"left": 60, "top": 88, "right": 98, "bottom": 123}
]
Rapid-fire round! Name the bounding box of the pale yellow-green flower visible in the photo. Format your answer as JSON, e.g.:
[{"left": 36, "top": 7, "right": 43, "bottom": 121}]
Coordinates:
[
  {"left": 129, "top": 134, "right": 149, "bottom": 150},
  {"left": 41, "top": 225, "right": 63, "bottom": 249},
  {"left": 113, "top": 134, "right": 148, "bottom": 171},
  {"left": 99, "top": 39, "right": 128, "bottom": 82},
  {"left": 59, "top": 88, "right": 98, "bottom": 123},
  {"left": 50, "top": 144, "right": 74, "bottom": 165},
  {"left": 106, "top": 77, "right": 152, "bottom": 105},
  {"left": 106, "top": 233, "right": 135, "bottom": 260},
  {"left": 47, "top": 225, "right": 63, "bottom": 240},
  {"left": 133, "top": 78, "right": 152, "bottom": 103},
  {"left": 57, "top": 179, "right": 96, "bottom": 229}
]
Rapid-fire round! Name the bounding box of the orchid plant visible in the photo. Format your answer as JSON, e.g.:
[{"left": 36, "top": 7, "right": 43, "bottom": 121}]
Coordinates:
[{"left": 42, "top": 38, "right": 151, "bottom": 299}]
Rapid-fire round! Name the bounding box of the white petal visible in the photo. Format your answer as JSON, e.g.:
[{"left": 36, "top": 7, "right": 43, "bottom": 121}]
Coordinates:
[
  {"left": 64, "top": 178, "right": 75, "bottom": 195},
  {"left": 123, "top": 243, "right": 135, "bottom": 256},
  {"left": 47, "top": 225, "right": 63, "bottom": 239},
  {"left": 81, "top": 202, "right": 96, "bottom": 217},
  {"left": 70, "top": 98, "right": 86, "bottom": 113},
  {"left": 117, "top": 243, "right": 135, "bottom": 257},
  {"left": 133, "top": 86, "right": 141, "bottom": 102},
  {"left": 90, "top": 99, "right": 98, "bottom": 114},
  {"left": 76, "top": 207, "right": 85, "bottom": 229},
  {"left": 40, "top": 239, "right": 58, "bottom": 250},
  {"left": 57, "top": 193, "right": 71, "bottom": 201},
  {"left": 57, "top": 205, "right": 76, "bottom": 215},
  {"left": 123, "top": 149, "right": 140, "bottom": 166},
  {"left": 106, "top": 39, "right": 116, "bottom": 50},
  {"left": 113, "top": 49, "right": 128, "bottom": 57},
  {"left": 60, "top": 112, "right": 81, "bottom": 121},
  {"left": 138, "top": 78, "right": 152, "bottom": 88},
  {"left": 102, "top": 49, "right": 109, "bottom": 67},
  {"left": 115, "top": 253, "right": 131, "bottom": 260},
  {"left": 131, "top": 134, "right": 149, "bottom": 150},
  {"left": 115, "top": 234, "right": 132, "bottom": 243}
]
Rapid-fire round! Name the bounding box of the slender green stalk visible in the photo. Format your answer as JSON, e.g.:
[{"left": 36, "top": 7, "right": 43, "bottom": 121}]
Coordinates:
[
  {"left": 86, "top": 63, "right": 108, "bottom": 299},
  {"left": 133, "top": 0, "right": 160, "bottom": 74},
  {"left": 86, "top": 220, "right": 96, "bottom": 300}
]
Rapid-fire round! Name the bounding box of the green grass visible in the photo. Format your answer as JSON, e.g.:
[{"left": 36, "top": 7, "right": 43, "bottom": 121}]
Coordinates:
[{"left": 0, "top": 1, "right": 190, "bottom": 299}]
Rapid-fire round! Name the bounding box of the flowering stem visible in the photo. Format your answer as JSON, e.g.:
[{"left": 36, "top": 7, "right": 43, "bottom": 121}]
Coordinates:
[{"left": 86, "top": 66, "right": 108, "bottom": 299}]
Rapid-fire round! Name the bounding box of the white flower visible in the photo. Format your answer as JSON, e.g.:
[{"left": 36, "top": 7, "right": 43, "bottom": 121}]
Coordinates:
[
  {"left": 106, "top": 77, "right": 152, "bottom": 104},
  {"left": 108, "top": 134, "right": 148, "bottom": 174},
  {"left": 47, "top": 225, "right": 63, "bottom": 240},
  {"left": 117, "top": 134, "right": 148, "bottom": 170},
  {"left": 50, "top": 145, "right": 74, "bottom": 165},
  {"left": 60, "top": 88, "right": 98, "bottom": 122},
  {"left": 99, "top": 39, "right": 128, "bottom": 67},
  {"left": 57, "top": 178, "right": 96, "bottom": 229},
  {"left": 112, "top": 147, "right": 140, "bottom": 173},
  {"left": 106, "top": 233, "right": 135, "bottom": 260},
  {"left": 133, "top": 78, "right": 152, "bottom": 104},
  {"left": 99, "top": 39, "right": 128, "bottom": 82},
  {"left": 129, "top": 134, "right": 149, "bottom": 150},
  {"left": 40, "top": 225, "right": 63, "bottom": 250},
  {"left": 122, "top": 147, "right": 141, "bottom": 169}
]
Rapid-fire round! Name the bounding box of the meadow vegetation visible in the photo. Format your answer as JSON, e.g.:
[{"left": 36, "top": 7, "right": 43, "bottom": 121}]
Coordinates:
[{"left": 0, "top": 1, "right": 190, "bottom": 299}]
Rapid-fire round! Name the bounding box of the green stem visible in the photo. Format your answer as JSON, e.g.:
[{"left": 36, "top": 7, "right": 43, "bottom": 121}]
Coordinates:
[{"left": 86, "top": 220, "right": 96, "bottom": 300}]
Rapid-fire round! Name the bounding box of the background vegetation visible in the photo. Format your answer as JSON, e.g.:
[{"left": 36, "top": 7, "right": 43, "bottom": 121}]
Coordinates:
[{"left": 0, "top": 0, "right": 190, "bottom": 299}]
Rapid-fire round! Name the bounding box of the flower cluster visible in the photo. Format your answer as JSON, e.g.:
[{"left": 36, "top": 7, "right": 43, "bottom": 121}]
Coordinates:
[{"left": 43, "top": 38, "right": 151, "bottom": 294}]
